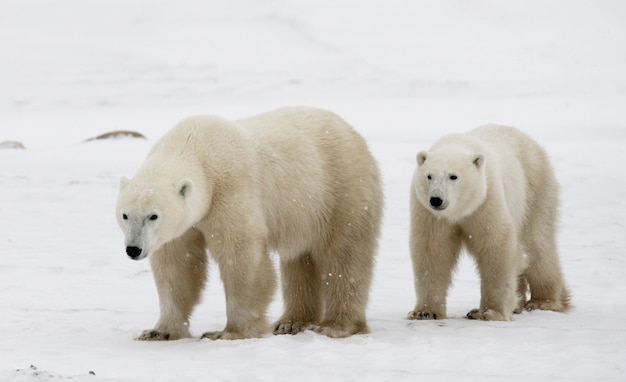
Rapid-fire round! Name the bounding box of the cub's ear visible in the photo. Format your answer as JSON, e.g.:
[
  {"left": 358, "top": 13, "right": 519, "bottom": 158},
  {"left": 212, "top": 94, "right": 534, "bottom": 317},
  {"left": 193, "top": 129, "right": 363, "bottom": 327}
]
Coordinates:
[
  {"left": 416, "top": 151, "right": 428, "bottom": 166},
  {"left": 176, "top": 179, "right": 193, "bottom": 197},
  {"left": 119, "top": 176, "right": 130, "bottom": 190},
  {"left": 473, "top": 154, "right": 484, "bottom": 169}
]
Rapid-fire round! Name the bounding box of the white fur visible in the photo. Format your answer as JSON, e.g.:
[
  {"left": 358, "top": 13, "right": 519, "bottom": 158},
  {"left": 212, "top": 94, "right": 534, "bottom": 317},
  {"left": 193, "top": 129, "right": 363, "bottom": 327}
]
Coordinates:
[
  {"left": 116, "top": 107, "right": 383, "bottom": 340},
  {"left": 408, "top": 125, "right": 571, "bottom": 321}
]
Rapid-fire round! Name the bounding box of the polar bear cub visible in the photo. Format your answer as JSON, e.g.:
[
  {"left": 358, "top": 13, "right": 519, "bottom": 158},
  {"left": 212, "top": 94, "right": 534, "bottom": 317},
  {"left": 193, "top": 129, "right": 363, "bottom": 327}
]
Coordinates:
[
  {"left": 408, "top": 125, "right": 571, "bottom": 321},
  {"left": 116, "top": 107, "right": 383, "bottom": 340}
]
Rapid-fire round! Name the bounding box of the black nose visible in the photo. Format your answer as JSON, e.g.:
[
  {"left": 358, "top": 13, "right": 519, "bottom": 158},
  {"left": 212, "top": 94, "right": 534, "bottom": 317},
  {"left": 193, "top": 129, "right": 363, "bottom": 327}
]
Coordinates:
[
  {"left": 430, "top": 197, "right": 444, "bottom": 208},
  {"left": 126, "top": 246, "right": 142, "bottom": 259}
]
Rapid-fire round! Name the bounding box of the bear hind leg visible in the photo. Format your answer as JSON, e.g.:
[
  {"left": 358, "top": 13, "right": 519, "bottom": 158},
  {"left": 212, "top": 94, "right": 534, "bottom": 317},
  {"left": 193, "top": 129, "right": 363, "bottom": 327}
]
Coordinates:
[
  {"left": 202, "top": 244, "right": 277, "bottom": 340},
  {"left": 523, "top": 241, "right": 572, "bottom": 313},
  {"left": 522, "top": 179, "right": 572, "bottom": 313},
  {"left": 273, "top": 253, "right": 322, "bottom": 335},
  {"left": 514, "top": 274, "right": 529, "bottom": 314},
  {"left": 313, "top": 238, "right": 376, "bottom": 338}
]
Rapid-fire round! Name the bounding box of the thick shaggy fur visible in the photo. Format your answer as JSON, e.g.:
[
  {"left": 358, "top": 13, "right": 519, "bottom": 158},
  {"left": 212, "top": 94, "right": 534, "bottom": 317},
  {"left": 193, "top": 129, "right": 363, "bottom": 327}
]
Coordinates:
[
  {"left": 408, "top": 125, "right": 571, "bottom": 321},
  {"left": 116, "top": 107, "right": 383, "bottom": 340}
]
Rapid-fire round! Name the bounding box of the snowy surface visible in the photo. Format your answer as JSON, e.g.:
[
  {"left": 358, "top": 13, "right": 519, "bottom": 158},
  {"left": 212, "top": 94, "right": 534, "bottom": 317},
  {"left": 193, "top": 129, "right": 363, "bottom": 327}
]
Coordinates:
[{"left": 1, "top": 1, "right": 626, "bottom": 381}]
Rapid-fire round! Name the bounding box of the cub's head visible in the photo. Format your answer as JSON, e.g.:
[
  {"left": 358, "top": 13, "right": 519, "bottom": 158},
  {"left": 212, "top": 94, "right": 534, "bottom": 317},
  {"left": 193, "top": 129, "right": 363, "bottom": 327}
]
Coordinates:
[
  {"left": 115, "top": 177, "right": 205, "bottom": 260},
  {"left": 414, "top": 146, "right": 487, "bottom": 222}
]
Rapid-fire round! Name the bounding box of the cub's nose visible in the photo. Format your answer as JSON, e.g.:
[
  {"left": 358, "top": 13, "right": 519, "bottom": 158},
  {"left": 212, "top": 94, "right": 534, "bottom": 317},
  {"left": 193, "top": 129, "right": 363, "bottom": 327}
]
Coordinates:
[
  {"left": 430, "top": 197, "right": 444, "bottom": 209},
  {"left": 126, "top": 246, "right": 142, "bottom": 259}
]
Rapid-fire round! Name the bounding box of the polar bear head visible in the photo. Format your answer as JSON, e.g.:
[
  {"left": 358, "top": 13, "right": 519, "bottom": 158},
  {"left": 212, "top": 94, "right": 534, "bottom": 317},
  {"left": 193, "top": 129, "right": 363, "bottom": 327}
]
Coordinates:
[
  {"left": 414, "top": 146, "right": 487, "bottom": 222},
  {"left": 115, "top": 176, "right": 207, "bottom": 260}
]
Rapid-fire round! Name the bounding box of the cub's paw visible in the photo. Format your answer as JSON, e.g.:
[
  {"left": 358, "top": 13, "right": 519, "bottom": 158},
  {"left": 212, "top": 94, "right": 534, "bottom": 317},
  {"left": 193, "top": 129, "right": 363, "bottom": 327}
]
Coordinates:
[
  {"left": 407, "top": 310, "right": 442, "bottom": 320},
  {"left": 311, "top": 320, "right": 368, "bottom": 338},
  {"left": 525, "top": 299, "right": 570, "bottom": 313},
  {"left": 466, "top": 308, "right": 511, "bottom": 321},
  {"left": 273, "top": 321, "right": 313, "bottom": 336},
  {"left": 136, "top": 329, "right": 172, "bottom": 341},
  {"left": 201, "top": 328, "right": 262, "bottom": 340}
]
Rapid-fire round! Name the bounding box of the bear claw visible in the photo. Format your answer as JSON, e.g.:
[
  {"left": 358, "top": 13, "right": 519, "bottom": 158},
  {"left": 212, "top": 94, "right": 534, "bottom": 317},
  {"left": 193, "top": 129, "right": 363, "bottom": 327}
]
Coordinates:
[
  {"left": 137, "top": 330, "right": 170, "bottom": 341},
  {"left": 466, "top": 309, "right": 480, "bottom": 320},
  {"left": 201, "top": 331, "right": 223, "bottom": 340},
  {"left": 407, "top": 310, "right": 439, "bottom": 320},
  {"left": 466, "top": 308, "right": 511, "bottom": 321},
  {"left": 201, "top": 330, "right": 253, "bottom": 340},
  {"left": 273, "top": 322, "right": 312, "bottom": 336}
]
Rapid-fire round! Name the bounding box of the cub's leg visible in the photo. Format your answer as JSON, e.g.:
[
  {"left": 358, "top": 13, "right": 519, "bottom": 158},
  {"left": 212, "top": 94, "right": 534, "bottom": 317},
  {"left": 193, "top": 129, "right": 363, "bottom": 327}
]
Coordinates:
[
  {"left": 273, "top": 253, "right": 321, "bottom": 335},
  {"left": 138, "top": 228, "right": 207, "bottom": 341},
  {"left": 466, "top": 230, "right": 519, "bottom": 321},
  {"left": 522, "top": 171, "right": 572, "bottom": 312},
  {"left": 202, "top": 232, "right": 276, "bottom": 340},
  {"left": 408, "top": 212, "right": 461, "bottom": 320},
  {"left": 523, "top": 237, "right": 572, "bottom": 312}
]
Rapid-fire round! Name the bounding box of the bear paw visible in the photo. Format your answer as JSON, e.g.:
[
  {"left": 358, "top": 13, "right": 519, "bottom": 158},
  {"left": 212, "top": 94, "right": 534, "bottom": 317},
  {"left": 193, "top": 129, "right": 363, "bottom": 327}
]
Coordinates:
[
  {"left": 200, "top": 330, "right": 254, "bottom": 340},
  {"left": 466, "top": 308, "right": 511, "bottom": 321},
  {"left": 513, "top": 301, "right": 526, "bottom": 315},
  {"left": 273, "top": 322, "right": 313, "bottom": 336},
  {"left": 136, "top": 329, "right": 173, "bottom": 341},
  {"left": 311, "top": 320, "right": 369, "bottom": 338},
  {"left": 525, "top": 299, "right": 569, "bottom": 312},
  {"left": 407, "top": 310, "right": 442, "bottom": 320}
]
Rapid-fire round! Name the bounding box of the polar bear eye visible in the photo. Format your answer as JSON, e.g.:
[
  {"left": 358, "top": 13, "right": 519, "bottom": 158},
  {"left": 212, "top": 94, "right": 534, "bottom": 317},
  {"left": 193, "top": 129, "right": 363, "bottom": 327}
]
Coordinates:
[
  {"left": 122, "top": 214, "right": 128, "bottom": 220},
  {"left": 149, "top": 214, "right": 159, "bottom": 221},
  {"left": 427, "top": 175, "right": 432, "bottom": 180},
  {"left": 449, "top": 174, "right": 458, "bottom": 180}
]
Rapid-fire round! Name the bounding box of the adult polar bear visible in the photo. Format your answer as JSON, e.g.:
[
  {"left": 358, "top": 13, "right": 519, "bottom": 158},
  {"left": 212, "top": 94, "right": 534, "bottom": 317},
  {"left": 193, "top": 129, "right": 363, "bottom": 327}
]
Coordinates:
[
  {"left": 116, "top": 107, "right": 383, "bottom": 340},
  {"left": 408, "top": 125, "right": 571, "bottom": 321}
]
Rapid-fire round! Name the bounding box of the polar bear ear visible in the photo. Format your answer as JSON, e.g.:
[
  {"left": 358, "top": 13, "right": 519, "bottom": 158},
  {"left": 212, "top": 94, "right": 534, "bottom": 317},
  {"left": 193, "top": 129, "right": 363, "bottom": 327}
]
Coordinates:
[
  {"left": 176, "top": 179, "right": 193, "bottom": 198},
  {"left": 416, "top": 151, "right": 428, "bottom": 166},
  {"left": 119, "top": 176, "right": 130, "bottom": 190},
  {"left": 473, "top": 154, "right": 484, "bottom": 169}
]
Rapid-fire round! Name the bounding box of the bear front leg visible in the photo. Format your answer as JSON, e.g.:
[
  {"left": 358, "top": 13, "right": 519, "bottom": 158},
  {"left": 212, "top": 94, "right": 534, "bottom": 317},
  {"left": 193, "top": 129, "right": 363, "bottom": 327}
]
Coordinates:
[
  {"left": 408, "top": 211, "right": 461, "bottom": 321},
  {"left": 466, "top": 238, "right": 519, "bottom": 321},
  {"left": 273, "top": 253, "right": 321, "bottom": 335},
  {"left": 138, "top": 229, "right": 207, "bottom": 341},
  {"left": 202, "top": 237, "right": 276, "bottom": 340}
]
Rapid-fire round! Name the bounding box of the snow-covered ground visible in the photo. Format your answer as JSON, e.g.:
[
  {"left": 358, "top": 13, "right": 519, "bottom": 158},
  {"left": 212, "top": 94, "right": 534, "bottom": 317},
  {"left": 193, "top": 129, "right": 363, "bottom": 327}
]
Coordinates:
[{"left": 1, "top": 1, "right": 625, "bottom": 381}]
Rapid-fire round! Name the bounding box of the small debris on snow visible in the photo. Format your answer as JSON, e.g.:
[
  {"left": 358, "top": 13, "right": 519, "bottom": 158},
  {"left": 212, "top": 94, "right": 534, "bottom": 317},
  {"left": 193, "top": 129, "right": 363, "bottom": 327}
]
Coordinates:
[
  {"left": 0, "top": 140, "right": 25, "bottom": 149},
  {"left": 15, "top": 364, "right": 97, "bottom": 379},
  {"left": 85, "top": 130, "right": 146, "bottom": 142}
]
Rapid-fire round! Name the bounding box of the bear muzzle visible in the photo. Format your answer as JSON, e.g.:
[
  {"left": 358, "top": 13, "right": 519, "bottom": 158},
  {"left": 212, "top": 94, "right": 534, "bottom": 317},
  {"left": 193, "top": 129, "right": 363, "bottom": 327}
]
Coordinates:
[
  {"left": 429, "top": 196, "right": 448, "bottom": 211},
  {"left": 126, "top": 246, "right": 143, "bottom": 260}
]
